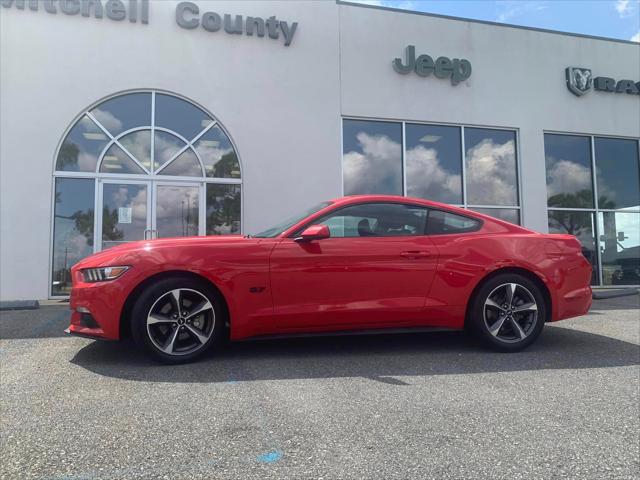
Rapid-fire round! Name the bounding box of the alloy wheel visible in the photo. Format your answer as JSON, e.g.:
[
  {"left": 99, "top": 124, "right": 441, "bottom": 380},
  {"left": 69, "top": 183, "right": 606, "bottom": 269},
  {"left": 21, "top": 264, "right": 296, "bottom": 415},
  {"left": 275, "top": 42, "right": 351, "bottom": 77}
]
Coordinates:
[
  {"left": 483, "top": 283, "right": 538, "bottom": 343},
  {"left": 146, "top": 288, "right": 215, "bottom": 356}
]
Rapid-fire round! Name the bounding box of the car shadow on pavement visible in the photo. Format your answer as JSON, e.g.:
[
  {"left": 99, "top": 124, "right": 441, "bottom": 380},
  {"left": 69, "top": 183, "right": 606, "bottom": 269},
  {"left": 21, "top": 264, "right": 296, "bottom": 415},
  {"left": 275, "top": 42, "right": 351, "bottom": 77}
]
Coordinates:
[{"left": 69, "top": 325, "right": 640, "bottom": 384}]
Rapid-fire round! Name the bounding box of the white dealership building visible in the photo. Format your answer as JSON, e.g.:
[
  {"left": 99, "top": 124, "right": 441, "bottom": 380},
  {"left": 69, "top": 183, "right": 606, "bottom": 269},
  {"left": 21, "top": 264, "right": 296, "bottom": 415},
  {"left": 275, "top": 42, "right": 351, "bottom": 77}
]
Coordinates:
[{"left": 1, "top": 0, "right": 639, "bottom": 302}]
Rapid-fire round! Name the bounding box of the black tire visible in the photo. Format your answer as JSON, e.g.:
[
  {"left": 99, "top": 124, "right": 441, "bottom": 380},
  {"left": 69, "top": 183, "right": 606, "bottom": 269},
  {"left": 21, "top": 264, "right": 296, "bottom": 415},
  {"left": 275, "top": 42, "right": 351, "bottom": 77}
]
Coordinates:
[
  {"left": 468, "top": 273, "right": 547, "bottom": 352},
  {"left": 130, "top": 276, "right": 225, "bottom": 364}
]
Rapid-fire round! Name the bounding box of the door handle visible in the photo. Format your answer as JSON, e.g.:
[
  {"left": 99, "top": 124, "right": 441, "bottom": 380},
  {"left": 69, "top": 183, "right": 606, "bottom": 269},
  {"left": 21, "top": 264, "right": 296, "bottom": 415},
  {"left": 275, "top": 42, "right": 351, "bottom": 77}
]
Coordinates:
[{"left": 400, "top": 251, "right": 432, "bottom": 259}]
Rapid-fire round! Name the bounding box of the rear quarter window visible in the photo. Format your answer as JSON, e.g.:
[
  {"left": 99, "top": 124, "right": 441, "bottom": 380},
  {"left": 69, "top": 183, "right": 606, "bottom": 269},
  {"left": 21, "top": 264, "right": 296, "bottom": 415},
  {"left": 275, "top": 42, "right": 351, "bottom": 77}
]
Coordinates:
[{"left": 427, "top": 210, "right": 481, "bottom": 235}]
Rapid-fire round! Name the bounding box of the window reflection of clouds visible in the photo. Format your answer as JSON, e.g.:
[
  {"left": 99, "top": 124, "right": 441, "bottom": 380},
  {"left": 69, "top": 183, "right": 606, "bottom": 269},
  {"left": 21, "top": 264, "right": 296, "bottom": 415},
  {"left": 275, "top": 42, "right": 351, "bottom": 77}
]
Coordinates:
[
  {"left": 343, "top": 120, "right": 402, "bottom": 196},
  {"left": 195, "top": 126, "right": 240, "bottom": 178},
  {"left": 156, "top": 186, "right": 200, "bottom": 238},
  {"left": 470, "top": 208, "right": 520, "bottom": 225},
  {"left": 464, "top": 128, "right": 518, "bottom": 206},
  {"left": 155, "top": 94, "right": 213, "bottom": 142},
  {"left": 595, "top": 138, "right": 640, "bottom": 210},
  {"left": 119, "top": 130, "right": 151, "bottom": 171},
  {"left": 56, "top": 115, "right": 109, "bottom": 172},
  {"left": 52, "top": 179, "right": 95, "bottom": 295},
  {"left": 544, "top": 134, "right": 594, "bottom": 208},
  {"left": 159, "top": 150, "right": 202, "bottom": 177},
  {"left": 206, "top": 184, "right": 241, "bottom": 235},
  {"left": 154, "top": 131, "right": 185, "bottom": 170},
  {"left": 100, "top": 144, "right": 144, "bottom": 174},
  {"left": 90, "top": 93, "right": 151, "bottom": 136},
  {"left": 406, "top": 124, "right": 462, "bottom": 204},
  {"left": 102, "top": 184, "right": 148, "bottom": 246}
]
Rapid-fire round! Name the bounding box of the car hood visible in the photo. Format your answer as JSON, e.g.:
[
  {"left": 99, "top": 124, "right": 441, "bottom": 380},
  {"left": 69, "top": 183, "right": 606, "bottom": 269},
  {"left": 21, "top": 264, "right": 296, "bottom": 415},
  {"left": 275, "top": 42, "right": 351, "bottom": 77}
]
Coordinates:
[{"left": 73, "top": 235, "right": 258, "bottom": 269}]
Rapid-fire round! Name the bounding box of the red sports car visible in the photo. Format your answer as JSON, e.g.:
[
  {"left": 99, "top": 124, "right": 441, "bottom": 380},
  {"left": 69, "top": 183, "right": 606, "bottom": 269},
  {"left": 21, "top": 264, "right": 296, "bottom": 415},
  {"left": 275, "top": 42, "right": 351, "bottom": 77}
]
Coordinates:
[{"left": 67, "top": 195, "right": 592, "bottom": 363}]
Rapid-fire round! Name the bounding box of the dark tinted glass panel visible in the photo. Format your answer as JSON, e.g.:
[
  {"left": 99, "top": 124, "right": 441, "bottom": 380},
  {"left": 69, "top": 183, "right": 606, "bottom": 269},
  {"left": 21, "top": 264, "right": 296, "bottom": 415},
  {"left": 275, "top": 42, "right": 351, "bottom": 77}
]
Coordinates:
[
  {"left": 56, "top": 115, "right": 109, "bottom": 172},
  {"left": 597, "top": 212, "right": 640, "bottom": 285},
  {"left": 594, "top": 138, "right": 640, "bottom": 209},
  {"left": 51, "top": 178, "right": 95, "bottom": 295},
  {"left": 206, "top": 184, "right": 241, "bottom": 235},
  {"left": 314, "top": 203, "right": 427, "bottom": 238},
  {"left": 343, "top": 120, "right": 403, "bottom": 195},
  {"left": 99, "top": 144, "right": 144, "bottom": 174},
  {"left": 405, "top": 124, "right": 462, "bottom": 204},
  {"left": 548, "top": 210, "right": 598, "bottom": 285},
  {"left": 464, "top": 128, "right": 518, "bottom": 206},
  {"left": 119, "top": 130, "right": 151, "bottom": 171},
  {"left": 195, "top": 126, "right": 240, "bottom": 178},
  {"left": 427, "top": 210, "right": 480, "bottom": 235},
  {"left": 155, "top": 94, "right": 213, "bottom": 142},
  {"left": 470, "top": 208, "right": 520, "bottom": 225},
  {"left": 90, "top": 93, "right": 151, "bottom": 136},
  {"left": 544, "top": 134, "right": 594, "bottom": 208}
]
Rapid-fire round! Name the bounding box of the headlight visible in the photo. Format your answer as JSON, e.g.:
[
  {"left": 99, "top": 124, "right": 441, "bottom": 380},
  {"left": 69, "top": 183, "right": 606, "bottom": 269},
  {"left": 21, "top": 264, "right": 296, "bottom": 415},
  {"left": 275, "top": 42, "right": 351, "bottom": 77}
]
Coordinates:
[{"left": 82, "top": 266, "right": 130, "bottom": 283}]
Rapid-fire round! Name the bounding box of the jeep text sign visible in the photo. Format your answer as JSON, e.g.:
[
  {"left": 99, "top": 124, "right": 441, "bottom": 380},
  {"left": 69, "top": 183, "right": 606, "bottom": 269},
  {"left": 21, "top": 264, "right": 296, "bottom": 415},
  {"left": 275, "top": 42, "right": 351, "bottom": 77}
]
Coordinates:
[{"left": 393, "top": 45, "right": 472, "bottom": 85}]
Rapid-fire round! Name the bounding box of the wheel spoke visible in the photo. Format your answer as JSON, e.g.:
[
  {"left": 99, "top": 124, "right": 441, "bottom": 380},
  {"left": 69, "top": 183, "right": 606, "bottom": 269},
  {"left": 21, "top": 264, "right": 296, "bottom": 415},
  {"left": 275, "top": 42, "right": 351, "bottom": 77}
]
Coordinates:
[
  {"left": 505, "top": 283, "right": 517, "bottom": 308},
  {"left": 185, "top": 324, "right": 209, "bottom": 345},
  {"left": 485, "top": 298, "right": 506, "bottom": 311},
  {"left": 513, "top": 302, "right": 537, "bottom": 313},
  {"left": 185, "top": 300, "right": 213, "bottom": 320},
  {"left": 488, "top": 315, "right": 507, "bottom": 337},
  {"left": 147, "top": 313, "right": 174, "bottom": 325},
  {"left": 169, "top": 289, "right": 182, "bottom": 313},
  {"left": 161, "top": 327, "right": 180, "bottom": 354},
  {"left": 510, "top": 318, "right": 527, "bottom": 339}
]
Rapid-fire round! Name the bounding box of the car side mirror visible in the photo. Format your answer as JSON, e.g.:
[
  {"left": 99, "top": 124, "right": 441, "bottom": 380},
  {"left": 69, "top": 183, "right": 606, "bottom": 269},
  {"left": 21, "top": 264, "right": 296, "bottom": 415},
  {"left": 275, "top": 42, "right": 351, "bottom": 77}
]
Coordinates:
[{"left": 295, "top": 224, "right": 330, "bottom": 242}]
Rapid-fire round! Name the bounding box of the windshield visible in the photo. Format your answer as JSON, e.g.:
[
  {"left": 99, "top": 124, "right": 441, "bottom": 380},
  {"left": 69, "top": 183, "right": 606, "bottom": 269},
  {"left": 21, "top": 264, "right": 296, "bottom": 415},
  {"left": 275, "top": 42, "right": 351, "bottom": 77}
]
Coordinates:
[{"left": 253, "top": 202, "right": 332, "bottom": 238}]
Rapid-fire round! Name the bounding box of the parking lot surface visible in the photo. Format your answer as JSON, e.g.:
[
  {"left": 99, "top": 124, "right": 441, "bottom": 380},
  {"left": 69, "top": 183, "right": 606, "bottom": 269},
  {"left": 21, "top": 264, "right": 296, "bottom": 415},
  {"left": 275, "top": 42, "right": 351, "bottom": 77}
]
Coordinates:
[{"left": 1, "top": 295, "right": 639, "bottom": 480}]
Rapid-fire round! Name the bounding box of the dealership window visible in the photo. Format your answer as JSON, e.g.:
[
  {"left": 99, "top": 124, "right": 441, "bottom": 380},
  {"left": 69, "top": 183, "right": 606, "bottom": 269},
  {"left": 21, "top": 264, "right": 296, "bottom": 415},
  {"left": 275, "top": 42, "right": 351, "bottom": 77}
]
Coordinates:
[
  {"left": 342, "top": 119, "right": 521, "bottom": 224},
  {"left": 51, "top": 91, "right": 242, "bottom": 296},
  {"left": 545, "top": 133, "right": 640, "bottom": 286}
]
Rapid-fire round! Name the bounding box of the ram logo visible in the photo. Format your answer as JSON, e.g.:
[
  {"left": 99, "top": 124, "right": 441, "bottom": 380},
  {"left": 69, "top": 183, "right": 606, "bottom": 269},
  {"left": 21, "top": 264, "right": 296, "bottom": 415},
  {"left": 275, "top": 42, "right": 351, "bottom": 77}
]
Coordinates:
[{"left": 566, "top": 67, "right": 592, "bottom": 96}]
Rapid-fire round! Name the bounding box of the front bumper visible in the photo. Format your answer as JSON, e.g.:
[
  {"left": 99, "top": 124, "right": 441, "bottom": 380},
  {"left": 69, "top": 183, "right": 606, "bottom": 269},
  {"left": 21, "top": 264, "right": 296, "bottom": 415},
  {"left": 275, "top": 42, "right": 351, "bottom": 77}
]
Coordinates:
[{"left": 67, "top": 277, "right": 131, "bottom": 341}]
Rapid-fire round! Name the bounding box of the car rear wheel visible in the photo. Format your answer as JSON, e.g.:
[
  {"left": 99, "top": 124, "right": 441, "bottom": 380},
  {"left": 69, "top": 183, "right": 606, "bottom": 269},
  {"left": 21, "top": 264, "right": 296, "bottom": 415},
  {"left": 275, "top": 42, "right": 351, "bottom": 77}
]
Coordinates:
[
  {"left": 469, "top": 273, "right": 546, "bottom": 352},
  {"left": 131, "top": 277, "right": 224, "bottom": 364}
]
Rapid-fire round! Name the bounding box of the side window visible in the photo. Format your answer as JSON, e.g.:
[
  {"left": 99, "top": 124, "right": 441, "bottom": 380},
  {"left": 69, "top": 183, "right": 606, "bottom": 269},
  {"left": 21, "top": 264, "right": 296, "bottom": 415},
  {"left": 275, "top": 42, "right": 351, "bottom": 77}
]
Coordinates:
[
  {"left": 427, "top": 210, "right": 481, "bottom": 235},
  {"left": 314, "top": 203, "right": 428, "bottom": 238}
]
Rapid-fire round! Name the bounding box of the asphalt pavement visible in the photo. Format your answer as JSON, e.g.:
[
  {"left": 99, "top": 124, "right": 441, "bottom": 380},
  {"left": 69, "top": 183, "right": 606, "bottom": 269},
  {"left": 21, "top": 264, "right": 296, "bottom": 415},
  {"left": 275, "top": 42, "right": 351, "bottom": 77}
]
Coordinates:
[{"left": 1, "top": 295, "right": 638, "bottom": 479}]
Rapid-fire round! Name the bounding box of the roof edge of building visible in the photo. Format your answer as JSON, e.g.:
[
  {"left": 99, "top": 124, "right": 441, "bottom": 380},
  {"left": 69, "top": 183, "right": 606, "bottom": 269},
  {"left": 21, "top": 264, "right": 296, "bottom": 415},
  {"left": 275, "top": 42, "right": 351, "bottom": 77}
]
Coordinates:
[{"left": 336, "top": 0, "right": 640, "bottom": 46}]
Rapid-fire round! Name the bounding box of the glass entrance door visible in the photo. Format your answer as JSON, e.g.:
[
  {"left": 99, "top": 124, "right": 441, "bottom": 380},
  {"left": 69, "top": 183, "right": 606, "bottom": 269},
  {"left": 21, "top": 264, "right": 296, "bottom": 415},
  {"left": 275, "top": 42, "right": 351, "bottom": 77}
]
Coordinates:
[
  {"left": 153, "top": 182, "right": 202, "bottom": 239},
  {"left": 97, "top": 180, "right": 204, "bottom": 251},
  {"left": 98, "top": 180, "right": 151, "bottom": 251}
]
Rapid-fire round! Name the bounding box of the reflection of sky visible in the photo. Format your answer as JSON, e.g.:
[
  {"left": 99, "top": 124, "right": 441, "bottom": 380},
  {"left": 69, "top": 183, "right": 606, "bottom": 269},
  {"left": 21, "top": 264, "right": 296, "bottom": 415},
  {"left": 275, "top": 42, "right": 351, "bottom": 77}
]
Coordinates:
[
  {"left": 52, "top": 179, "right": 94, "bottom": 271},
  {"left": 470, "top": 208, "right": 519, "bottom": 225},
  {"left": 160, "top": 149, "right": 201, "bottom": 176},
  {"left": 90, "top": 93, "right": 151, "bottom": 136},
  {"left": 464, "top": 128, "right": 518, "bottom": 206},
  {"left": 343, "top": 120, "right": 402, "bottom": 195},
  {"left": 102, "top": 183, "right": 147, "bottom": 242},
  {"left": 595, "top": 138, "right": 640, "bottom": 209},
  {"left": 156, "top": 185, "right": 199, "bottom": 237},
  {"left": 155, "top": 94, "right": 213, "bottom": 142},
  {"left": 155, "top": 131, "right": 185, "bottom": 169},
  {"left": 195, "top": 126, "right": 239, "bottom": 178},
  {"left": 599, "top": 211, "right": 640, "bottom": 254},
  {"left": 56, "top": 115, "right": 109, "bottom": 172},
  {"left": 405, "top": 124, "right": 462, "bottom": 204},
  {"left": 101, "top": 144, "right": 144, "bottom": 174}
]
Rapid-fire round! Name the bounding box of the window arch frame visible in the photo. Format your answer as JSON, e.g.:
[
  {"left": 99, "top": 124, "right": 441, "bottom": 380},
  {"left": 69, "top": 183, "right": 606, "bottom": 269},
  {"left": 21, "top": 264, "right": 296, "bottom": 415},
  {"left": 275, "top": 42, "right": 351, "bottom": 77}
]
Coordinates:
[{"left": 49, "top": 89, "right": 244, "bottom": 298}]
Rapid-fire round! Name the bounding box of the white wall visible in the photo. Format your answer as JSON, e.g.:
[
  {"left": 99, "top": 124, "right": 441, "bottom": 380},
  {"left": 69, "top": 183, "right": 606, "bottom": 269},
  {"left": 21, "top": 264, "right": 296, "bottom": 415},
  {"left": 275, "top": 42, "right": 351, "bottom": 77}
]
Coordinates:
[
  {"left": 1, "top": 1, "right": 638, "bottom": 301},
  {"left": 0, "top": 1, "right": 341, "bottom": 301},
  {"left": 338, "top": 3, "right": 640, "bottom": 232}
]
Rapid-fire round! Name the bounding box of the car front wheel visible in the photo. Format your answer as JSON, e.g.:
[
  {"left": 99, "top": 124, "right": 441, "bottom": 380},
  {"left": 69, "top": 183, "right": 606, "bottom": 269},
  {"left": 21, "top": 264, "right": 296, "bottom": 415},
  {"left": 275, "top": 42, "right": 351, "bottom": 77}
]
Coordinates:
[
  {"left": 131, "top": 277, "right": 224, "bottom": 364},
  {"left": 469, "top": 273, "right": 546, "bottom": 352}
]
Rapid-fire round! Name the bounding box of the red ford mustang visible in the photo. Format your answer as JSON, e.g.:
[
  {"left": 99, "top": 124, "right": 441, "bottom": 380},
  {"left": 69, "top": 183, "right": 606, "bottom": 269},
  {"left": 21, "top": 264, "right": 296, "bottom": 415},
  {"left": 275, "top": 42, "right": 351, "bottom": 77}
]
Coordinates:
[{"left": 67, "top": 195, "right": 592, "bottom": 363}]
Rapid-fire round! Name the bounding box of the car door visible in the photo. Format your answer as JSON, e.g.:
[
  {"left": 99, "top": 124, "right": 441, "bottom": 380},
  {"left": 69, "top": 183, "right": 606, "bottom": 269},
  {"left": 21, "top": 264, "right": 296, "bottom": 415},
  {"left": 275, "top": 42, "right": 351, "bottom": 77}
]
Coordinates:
[{"left": 269, "top": 202, "right": 439, "bottom": 330}]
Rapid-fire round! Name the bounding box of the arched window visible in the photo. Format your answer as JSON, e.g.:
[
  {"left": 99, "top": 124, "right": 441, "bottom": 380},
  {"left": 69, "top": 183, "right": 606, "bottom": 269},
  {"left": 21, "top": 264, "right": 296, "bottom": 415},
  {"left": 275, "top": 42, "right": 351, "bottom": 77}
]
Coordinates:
[{"left": 51, "top": 91, "right": 242, "bottom": 296}]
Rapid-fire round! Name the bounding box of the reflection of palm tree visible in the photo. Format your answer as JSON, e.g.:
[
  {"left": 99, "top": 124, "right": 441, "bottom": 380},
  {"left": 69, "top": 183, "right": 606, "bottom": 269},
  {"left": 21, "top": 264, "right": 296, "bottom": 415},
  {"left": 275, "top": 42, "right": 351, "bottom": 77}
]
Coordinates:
[
  {"left": 57, "top": 141, "right": 80, "bottom": 170},
  {"left": 212, "top": 152, "right": 240, "bottom": 178},
  {"left": 206, "top": 187, "right": 240, "bottom": 234}
]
